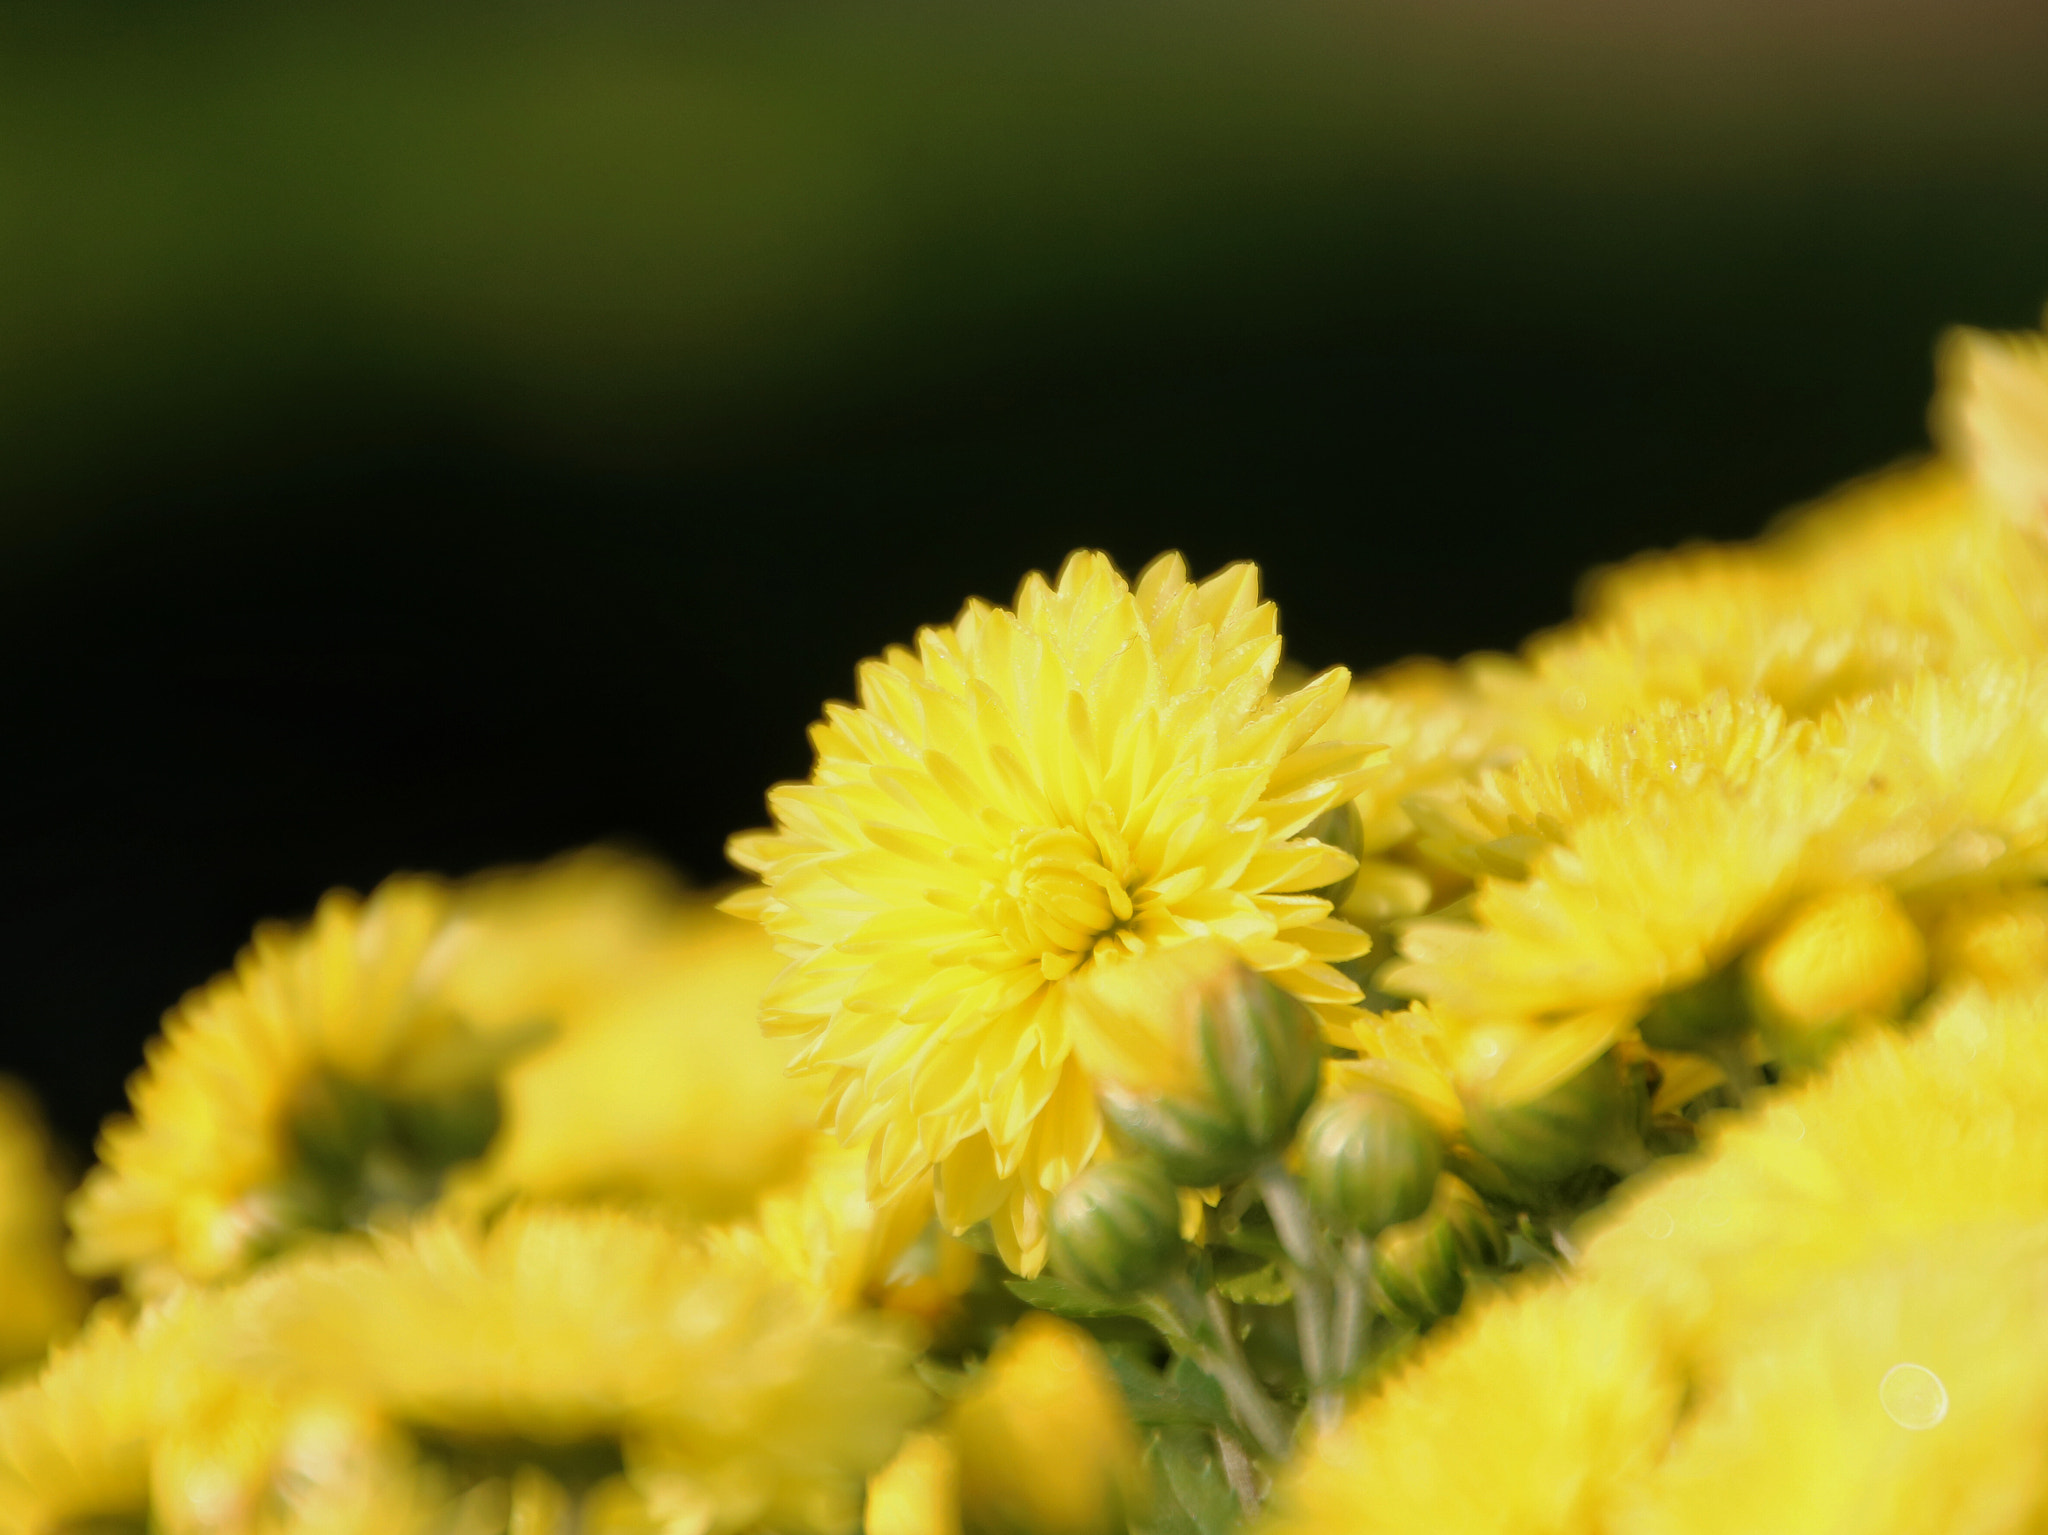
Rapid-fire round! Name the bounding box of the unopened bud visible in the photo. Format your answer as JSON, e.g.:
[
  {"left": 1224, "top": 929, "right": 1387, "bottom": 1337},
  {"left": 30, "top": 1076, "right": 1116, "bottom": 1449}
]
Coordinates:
[
  {"left": 1047, "top": 1160, "right": 1183, "bottom": 1296},
  {"left": 1750, "top": 883, "right": 1926, "bottom": 1067},
  {"left": 953, "top": 1315, "right": 1144, "bottom": 1535},
  {"left": 1435, "top": 1175, "right": 1506, "bottom": 1270},
  {"left": 1077, "top": 943, "right": 1323, "bottom": 1188},
  {"left": 1462, "top": 1034, "right": 1645, "bottom": 1185},
  {"left": 1300, "top": 800, "right": 1366, "bottom": 910},
  {"left": 1300, "top": 1090, "right": 1442, "bottom": 1236},
  {"left": 1636, "top": 966, "right": 1749, "bottom": 1053},
  {"left": 1371, "top": 1208, "right": 1464, "bottom": 1326}
]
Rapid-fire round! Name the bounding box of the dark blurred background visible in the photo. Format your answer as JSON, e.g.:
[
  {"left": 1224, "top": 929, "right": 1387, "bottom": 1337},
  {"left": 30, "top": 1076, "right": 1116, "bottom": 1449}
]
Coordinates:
[{"left": 4, "top": 0, "right": 2047, "bottom": 1156}]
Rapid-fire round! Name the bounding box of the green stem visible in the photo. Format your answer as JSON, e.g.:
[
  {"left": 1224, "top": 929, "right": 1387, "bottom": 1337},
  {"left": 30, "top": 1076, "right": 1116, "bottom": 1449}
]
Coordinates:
[
  {"left": 1256, "top": 1162, "right": 1339, "bottom": 1428},
  {"left": 1215, "top": 1428, "right": 1261, "bottom": 1514},
  {"left": 1147, "top": 1274, "right": 1292, "bottom": 1459}
]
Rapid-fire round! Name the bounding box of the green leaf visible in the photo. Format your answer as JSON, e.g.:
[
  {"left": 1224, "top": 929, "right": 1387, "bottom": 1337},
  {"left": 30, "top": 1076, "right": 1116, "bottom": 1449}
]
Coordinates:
[
  {"left": 1214, "top": 1261, "right": 1292, "bottom": 1306},
  {"left": 1145, "top": 1427, "right": 1245, "bottom": 1535},
  {"left": 1003, "top": 1275, "right": 1150, "bottom": 1320},
  {"left": 1106, "top": 1352, "right": 1234, "bottom": 1431}
]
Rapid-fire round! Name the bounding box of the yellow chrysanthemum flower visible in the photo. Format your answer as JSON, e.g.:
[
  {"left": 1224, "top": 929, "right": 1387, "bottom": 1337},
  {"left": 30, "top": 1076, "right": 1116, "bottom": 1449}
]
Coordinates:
[
  {"left": 1579, "top": 981, "right": 2048, "bottom": 1358},
  {"left": 70, "top": 874, "right": 486, "bottom": 1292},
  {"left": 1620, "top": 1227, "right": 2048, "bottom": 1535},
  {"left": 1383, "top": 662, "right": 2048, "bottom": 1089},
  {"left": 443, "top": 900, "right": 817, "bottom": 1221},
  {"left": 0, "top": 1081, "right": 87, "bottom": 1373},
  {"left": 72, "top": 853, "right": 809, "bottom": 1293},
  {"left": 0, "top": 1308, "right": 169, "bottom": 1533},
  {"left": 1407, "top": 692, "right": 1808, "bottom": 883},
  {"left": 0, "top": 1296, "right": 396, "bottom": 1535},
  {"left": 725, "top": 551, "right": 1375, "bottom": 1272},
  {"left": 1312, "top": 659, "right": 1521, "bottom": 925},
  {"left": 1262, "top": 1278, "right": 1681, "bottom": 1535},
  {"left": 1384, "top": 719, "right": 1861, "bottom": 1026},
  {"left": 243, "top": 1206, "right": 929, "bottom": 1535}
]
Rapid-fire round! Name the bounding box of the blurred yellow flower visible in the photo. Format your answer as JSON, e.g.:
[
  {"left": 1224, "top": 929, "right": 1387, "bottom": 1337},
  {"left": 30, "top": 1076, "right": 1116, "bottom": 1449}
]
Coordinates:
[
  {"left": 1621, "top": 1228, "right": 2048, "bottom": 1535},
  {"left": 71, "top": 853, "right": 803, "bottom": 1293},
  {"left": 243, "top": 1206, "right": 929, "bottom": 1535},
  {"left": 1579, "top": 982, "right": 2048, "bottom": 1359},
  {"left": 1262, "top": 1278, "right": 1680, "bottom": 1535},
  {"left": 0, "top": 1080, "right": 87, "bottom": 1373},
  {"left": 70, "top": 875, "right": 486, "bottom": 1292},
  {"left": 0, "top": 1308, "right": 169, "bottom": 1534},
  {"left": 444, "top": 899, "right": 816, "bottom": 1221},
  {"left": 950, "top": 1314, "right": 1143, "bottom": 1535},
  {"left": 0, "top": 1294, "right": 390, "bottom": 1535},
  {"left": 1314, "top": 660, "right": 1520, "bottom": 923},
  {"left": 726, "top": 551, "right": 1375, "bottom": 1272},
  {"left": 866, "top": 1430, "right": 961, "bottom": 1535}
]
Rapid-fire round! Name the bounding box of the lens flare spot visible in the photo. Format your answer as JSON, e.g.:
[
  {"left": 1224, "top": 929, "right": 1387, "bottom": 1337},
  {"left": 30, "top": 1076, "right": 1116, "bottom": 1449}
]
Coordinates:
[{"left": 1879, "top": 1363, "right": 1949, "bottom": 1430}]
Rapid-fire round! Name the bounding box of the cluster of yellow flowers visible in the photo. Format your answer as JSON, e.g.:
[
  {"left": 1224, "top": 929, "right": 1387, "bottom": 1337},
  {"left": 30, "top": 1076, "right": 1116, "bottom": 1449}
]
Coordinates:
[{"left": 0, "top": 310, "right": 2045, "bottom": 1535}]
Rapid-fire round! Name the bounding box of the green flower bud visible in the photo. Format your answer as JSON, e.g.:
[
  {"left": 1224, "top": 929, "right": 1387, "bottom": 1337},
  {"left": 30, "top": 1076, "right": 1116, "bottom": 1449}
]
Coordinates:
[
  {"left": 1371, "top": 1209, "right": 1464, "bottom": 1326},
  {"left": 1636, "top": 965, "right": 1749, "bottom": 1053},
  {"left": 1048, "top": 1160, "right": 1184, "bottom": 1295},
  {"left": 1079, "top": 943, "right": 1324, "bottom": 1188},
  {"left": 1436, "top": 1175, "right": 1506, "bottom": 1270},
  {"left": 1462, "top": 1046, "right": 1646, "bottom": 1185},
  {"left": 1299, "top": 1090, "right": 1443, "bottom": 1236},
  {"left": 1300, "top": 800, "right": 1366, "bottom": 910}
]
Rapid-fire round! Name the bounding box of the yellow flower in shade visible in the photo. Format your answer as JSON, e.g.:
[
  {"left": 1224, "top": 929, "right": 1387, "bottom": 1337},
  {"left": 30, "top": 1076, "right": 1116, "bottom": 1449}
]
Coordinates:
[
  {"left": 949, "top": 1314, "right": 1144, "bottom": 1535},
  {"left": 724, "top": 552, "right": 1376, "bottom": 1273},
  {"left": 1262, "top": 1278, "right": 1680, "bottom": 1535},
  {"left": 71, "top": 853, "right": 797, "bottom": 1294},
  {"left": 0, "top": 1081, "right": 87, "bottom": 1372},
  {"left": 443, "top": 900, "right": 818, "bottom": 1222},
  {"left": 1935, "top": 315, "right": 2048, "bottom": 540},
  {"left": 70, "top": 875, "right": 481, "bottom": 1292},
  {"left": 243, "top": 1206, "right": 928, "bottom": 1535},
  {"left": 1621, "top": 1227, "right": 2048, "bottom": 1535}
]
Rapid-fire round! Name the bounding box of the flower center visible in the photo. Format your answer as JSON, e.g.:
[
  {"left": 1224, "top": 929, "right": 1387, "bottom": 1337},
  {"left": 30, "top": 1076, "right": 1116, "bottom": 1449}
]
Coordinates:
[{"left": 978, "top": 823, "right": 1136, "bottom": 980}]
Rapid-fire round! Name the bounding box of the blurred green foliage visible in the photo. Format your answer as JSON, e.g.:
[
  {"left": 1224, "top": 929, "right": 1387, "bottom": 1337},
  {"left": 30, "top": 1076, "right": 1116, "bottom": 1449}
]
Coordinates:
[{"left": 2, "top": 0, "right": 2046, "bottom": 527}]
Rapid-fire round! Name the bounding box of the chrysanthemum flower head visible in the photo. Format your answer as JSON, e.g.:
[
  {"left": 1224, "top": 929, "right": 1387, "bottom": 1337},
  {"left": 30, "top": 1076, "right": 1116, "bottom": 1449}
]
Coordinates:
[
  {"left": 725, "top": 551, "right": 1376, "bottom": 1272},
  {"left": 71, "top": 854, "right": 789, "bottom": 1294},
  {"left": 1262, "top": 1277, "right": 1681, "bottom": 1535},
  {"left": 243, "top": 1206, "right": 928, "bottom": 1535},
  {"left": 69, "top": 875, "right": 485, "bottom": 1292},
  {"left": 0, "top": 1293, "right": 388, "bottom": 1535}
]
